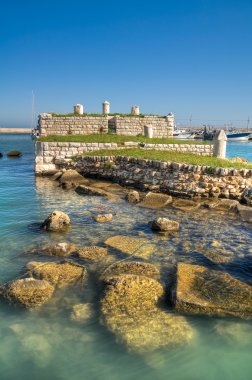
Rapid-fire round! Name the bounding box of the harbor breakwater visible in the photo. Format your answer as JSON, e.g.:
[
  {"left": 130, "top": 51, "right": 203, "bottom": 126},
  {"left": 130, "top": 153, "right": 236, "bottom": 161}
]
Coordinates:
[{"left": 35, "top": 141, "right": 251, "bottom": 200}]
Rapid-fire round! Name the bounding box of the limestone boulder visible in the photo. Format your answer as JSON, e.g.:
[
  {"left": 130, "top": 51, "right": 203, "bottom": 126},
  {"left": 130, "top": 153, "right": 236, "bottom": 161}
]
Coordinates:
[
  {"left": 139, "top": 192, "right": 172, "bottom": 208},
  {"left": 93, "top": 214, "right": 113, "bottom": 223},
  {"left": 126, "top": 191, "right": 140, "bottom": 204},
  {"left": 105, "top": 235, "right": 156, "bottom": 259},
  {"left": 204, "top": 198, "right": 239, "bottom": 211},
  {"left": 41, "top": 210, "right": 71, "bottom": 231},
  {"left": 172, "top": 198, "right": 201, "bottom": 211},
  {"left": 151, "top": 217, "right": 180, "bottom": 232},
  {"left": 59, "top": 169, "right": 88, "bottom": 189},
  {"left": 77, "top": 246, "right": 108, "bottom": 261},
  {"left": 7, "top": 150, "right": 22, "bottom": 157},
  {"left": 1, "top": 278, "right": 54, "bottom": 309},
  {"left": 26, "top": 261, "right": 87, "bottom": 288},
  {"left": 173, "top": 263, "right": 252, "bottom": 319},
  {"left": 100, "top": 274, "right": 194, "bottom": 352}
]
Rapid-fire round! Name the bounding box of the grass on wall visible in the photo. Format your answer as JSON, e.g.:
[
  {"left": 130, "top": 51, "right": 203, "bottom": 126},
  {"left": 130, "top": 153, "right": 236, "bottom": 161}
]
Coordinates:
[
  {"left": 39, "top": 134, "right": 209, "bottom": 145},
  {"left": 76, "top": 148, "right": 252, "bottom": 169}
]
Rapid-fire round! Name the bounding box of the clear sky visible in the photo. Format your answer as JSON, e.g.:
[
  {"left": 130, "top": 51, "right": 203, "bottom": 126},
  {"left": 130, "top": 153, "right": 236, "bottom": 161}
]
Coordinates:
[{"left": 1, "top": 0, "right": 252, "bottom": 128}]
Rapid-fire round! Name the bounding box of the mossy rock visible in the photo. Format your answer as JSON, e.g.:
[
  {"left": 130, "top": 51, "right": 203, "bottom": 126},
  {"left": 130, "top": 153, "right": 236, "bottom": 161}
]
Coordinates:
[
  {"left": 26, "top": 261, "right": 87, "bottom": 288},
  {"left": 105, "top": 235, "right": 156, "bottom": 259},
  {"left": 173, "top": 263, "right": 252, "bottom": 319},
  {"left": 7, "top": 150, "right": 22, "bottom": 157},
  {"left": 101, "top": 261, "right": 160, "bottom": 280},
  {"left": 100, "top": 274, "right": 194, "bottom": 352},
  {"left": 77, "top": 246, "right": 108, "bottom": 261},
  {"left": 1, "top": 278, "right": 54, "bottom": 309}
]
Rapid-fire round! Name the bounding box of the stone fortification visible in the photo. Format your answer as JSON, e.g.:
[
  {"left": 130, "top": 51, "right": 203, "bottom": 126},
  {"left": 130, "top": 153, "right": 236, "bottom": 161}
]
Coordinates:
[
  {"left": 35, "top": 141, "right": 213, "bottom": 174},
  {"left": 38, "top": 114, "right": 173, "bottom": 137},
  {"left": 38, "top": 114, "right": 108, "bottom": 136}
]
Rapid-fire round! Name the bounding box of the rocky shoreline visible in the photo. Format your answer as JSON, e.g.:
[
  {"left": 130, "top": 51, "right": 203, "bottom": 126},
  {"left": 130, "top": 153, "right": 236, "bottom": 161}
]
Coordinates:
[{"left": 1, "top": 169, "right": 252, "bottom": 354}]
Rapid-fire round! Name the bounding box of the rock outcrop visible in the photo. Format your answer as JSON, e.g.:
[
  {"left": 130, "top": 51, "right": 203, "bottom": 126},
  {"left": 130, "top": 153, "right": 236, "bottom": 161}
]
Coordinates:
[
  {"left": 100, "top": 274, "right": 194, "bottom": 352},
  {"left": 59, "top": 169, "right": 88, "bottom": 189},
  {"left": 139, "top": 192, "right": 172, "bottom": 208},
  {"left": 41, "top": 210, "right": 71, "bottom": 231},
  {"left": 0, "top": 278, "right": 54, "bottom": 309},
  {"left": 173, "top": 263, "right": 252, "bottom": 319},
  {"left": 26, "top": 261, "right": 87, "bottom": 288},
  {"left": 150, "top": 217, "right": 180, "bottom": 232}
]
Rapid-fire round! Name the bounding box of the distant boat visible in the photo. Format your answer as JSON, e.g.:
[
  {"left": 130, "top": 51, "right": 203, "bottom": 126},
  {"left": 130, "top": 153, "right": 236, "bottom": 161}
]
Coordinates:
[
  {"left": 173, "top": 129, "right": 195, "bottom": 139},
  {"left": 226, "top": 131, "right": 252, "bottom": 141}
]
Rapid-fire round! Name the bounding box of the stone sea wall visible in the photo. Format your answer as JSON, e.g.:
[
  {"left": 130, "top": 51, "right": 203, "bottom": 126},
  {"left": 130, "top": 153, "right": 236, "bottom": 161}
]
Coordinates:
[
  {"left": 38, "top": 114, "right": 173, "bottom": 137},
  {"left": 35, "top": 141, "right": 213, "bottom": 174},
  {"left": 72, "top": 156, "right": 252, "bottom": 199}
]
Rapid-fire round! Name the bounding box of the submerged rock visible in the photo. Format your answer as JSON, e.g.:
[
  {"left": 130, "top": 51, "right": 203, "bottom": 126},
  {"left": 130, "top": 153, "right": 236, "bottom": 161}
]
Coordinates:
[
  {"left": 0, "top": 152, "right": 3, "bottom": 158},
  {"left": 93, "top": 214, "right": 113, "bottom": 223},
  {"left": 100, "top": 274, "right": 194, "bottom": 352},
  {"left": 105, "top": 235, "right": 156, "bottom": 259},
  {"left": 7, "top": 150, "right": 22, "bottom": 157},
  {"left": 214, "top": 320, "right": 252, "bottom": 345},
  {"left": 101, "top": 261, "right": 160, "bottom": 280},
  {"left": 126, "top": 191, "right": 140, "bottom": 204},
  {"left": 75, "top": 185, "right": 119, "bottom": 200},
  {"left": 139, "top": 192, "right": 172, "bottom": 208},
  {"left": 173, "top": 263, "right": 252, "bottom": 319},
  {"left": 151, "top": 217, "right": 180, "bottom": 232},
  {"left": 41, "top": 210, "right": 71, "bottom": 231},
  {"left": 70, "top": 303, "right": 95, "bottom": 323},
  {"left": 77, "top": 246, "right": 108, "bottom": 261},
  {"left": 204, "top": 199, "right": 239, "bottom": 211},
  {"left": 241, "top": 187, "right": 252, "bottom": 207},
  {"left": 26, "top": 261, "right": 87, "bottom": 288},
  {"left": 1, "top": 278, "right": 54, "bottom": 309},
  {"left": 172, "top": 199, "right": 200, "bottom": 211},
  {"left": 29, "top": 242, "right": 77, "bottom": 257}
]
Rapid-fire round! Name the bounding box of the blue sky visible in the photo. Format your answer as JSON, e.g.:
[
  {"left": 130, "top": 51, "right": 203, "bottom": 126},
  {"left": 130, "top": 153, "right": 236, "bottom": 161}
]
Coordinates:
[{"left": 1, "top": 0, "right": 252, "bottom": 127}]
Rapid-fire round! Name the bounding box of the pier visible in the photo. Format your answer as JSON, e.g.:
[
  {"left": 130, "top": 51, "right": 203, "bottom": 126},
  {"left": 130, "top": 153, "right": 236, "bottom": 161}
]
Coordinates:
[{"left": 0, "top": 128, "right": 32, "bottom": 134}]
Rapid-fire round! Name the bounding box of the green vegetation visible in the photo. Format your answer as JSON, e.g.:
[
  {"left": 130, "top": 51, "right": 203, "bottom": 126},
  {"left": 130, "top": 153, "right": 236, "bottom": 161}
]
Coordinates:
[
  {"left": 39, "top": 134, "right": 208, "bottom": 145},
  {"left": 77, "top": 148, "right": 252, "bottom": 169}
]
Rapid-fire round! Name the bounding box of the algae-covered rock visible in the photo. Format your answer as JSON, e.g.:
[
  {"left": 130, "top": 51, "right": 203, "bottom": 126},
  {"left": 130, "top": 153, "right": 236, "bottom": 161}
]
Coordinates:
[
  {"left": 93, "top": 214, "right": 113, "bottom": 223},
  {"left": 41, "top": 210, "right": 71, "bottom": 231},
  {"left": 100, "top": 274, "right": 194, "bottom": 352},
  {"left": 105, "top": 235, "right": 156, "bottom": 259},
  {"left": 151, "top": 217, "right": 180, "bottom": 232},
  {"left": 29, "top": 242, "right": 77, "bottom": 257},
  {"left": 172, "top": 199, "right": 200, "bottom": 211},
  {"left": 139, "top": 192, "right": 172, "bottom": 208},
  {"left": 26, "top": 261, "right": 87, "bottom": 288},
  {"left": 173, "top": 263, "right": 252, "bottom": 319},
  {"left": 77, "top": 246, "right": 108, "bottom": 261},
  {"left": 1, "top": 278, "right": 54, "bottom": 309},
  {"left": 70, "top": 303, "right": 95, "bottom": 323},
  {"left": 75, "top": 185, "right": 119, "bottom": 200},
  {"left": 101, "top": 261, "right": 160, "bottom": 280}
]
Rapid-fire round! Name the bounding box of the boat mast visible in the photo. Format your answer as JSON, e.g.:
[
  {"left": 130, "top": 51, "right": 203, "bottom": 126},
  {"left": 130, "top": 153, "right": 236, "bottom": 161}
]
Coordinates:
[{"left": 246, "top": 116, "right": 250, "bottom": 131}]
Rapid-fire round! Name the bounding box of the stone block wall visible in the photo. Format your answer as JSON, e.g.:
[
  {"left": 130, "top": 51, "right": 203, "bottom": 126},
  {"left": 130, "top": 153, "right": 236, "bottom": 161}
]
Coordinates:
[
  {"left": 38, "top": 114, "right": 108, "bottom": 136},
  {"left": 72, "top": 156, "right": 252, "bottom": 199},
  {"left": 113, "top": 116, "right": 173, "bottom": 137},
  {"left": 143, "top": 143, "right": 213, "bottom": 156},
  {"left": 38, "top": 114, "right": 173, "bottom": 137}
]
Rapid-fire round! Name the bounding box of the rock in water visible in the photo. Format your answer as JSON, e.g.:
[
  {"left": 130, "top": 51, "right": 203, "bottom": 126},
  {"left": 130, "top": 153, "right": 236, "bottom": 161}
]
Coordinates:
[
  {"left": 1, "top": 278, "right": 54, "bottom": 309},
  {"left": 126, "top": 191, "right": 140, "bottom": 204},
  {"left": 105, "top": 235, "right": 156, "bottom": 259},
  {"left": 77, "top": 246, "right": 108, "bottom": 261},
  {"left": 172, "top": 199, "right": 200, "bottom": 211},
  {"left": 139, "top": 192, "right": 172, "bottom": 208},
  {"left": 93, "top": 214, "right": 113, "bottom": 223},
  {"left": 173, "top": 263, "right": 252, "bottom": 319},
  {"left": 41, "top": 210, "right": 71, "bottom": 231},
  {"left": 0, "top": 152, "right": 3, "bottom": 158},
  {"left": 7, "top": 150, "right": 22, "bottom": 157},
  {"left": 151, "top": 217, "right": 180, "bottom": 232},
  {"left": 101, "top": 261, "right": 160, "bottom": 280},
  {"left": 237, "top": 204, "right": 252, "bottom": 223},
  {"left": 100, "top": 274, "right": 194, "bottom": 352},
  {"left": 59, "top": 169, "right": 88, "bottom": 188},
  {"left": 26, "top": 261, "right": 87, "bottom": 288},
  {"left": 29, "top": 242, "right": 77, "bottom": 257},
  {"left": 70, "top": 303, "right": 95, "bottom": 323},
  {"left": 241, "top": 187, "right": 252, "bottom": 207}
]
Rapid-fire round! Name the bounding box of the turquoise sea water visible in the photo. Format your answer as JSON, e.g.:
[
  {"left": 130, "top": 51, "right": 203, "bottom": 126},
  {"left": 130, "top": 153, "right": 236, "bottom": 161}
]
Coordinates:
[{"left": 0, "top": 134, "right": 252, "bottom": 380}]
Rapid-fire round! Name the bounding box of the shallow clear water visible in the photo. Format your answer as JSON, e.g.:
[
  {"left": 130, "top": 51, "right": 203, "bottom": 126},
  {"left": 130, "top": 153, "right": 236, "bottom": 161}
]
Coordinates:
[
  {"left": 0, "top": 134, "right": 252, "bottom": 380},
  {"left": 227, "top": 140, "right": 252, "bottom": 161}
]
